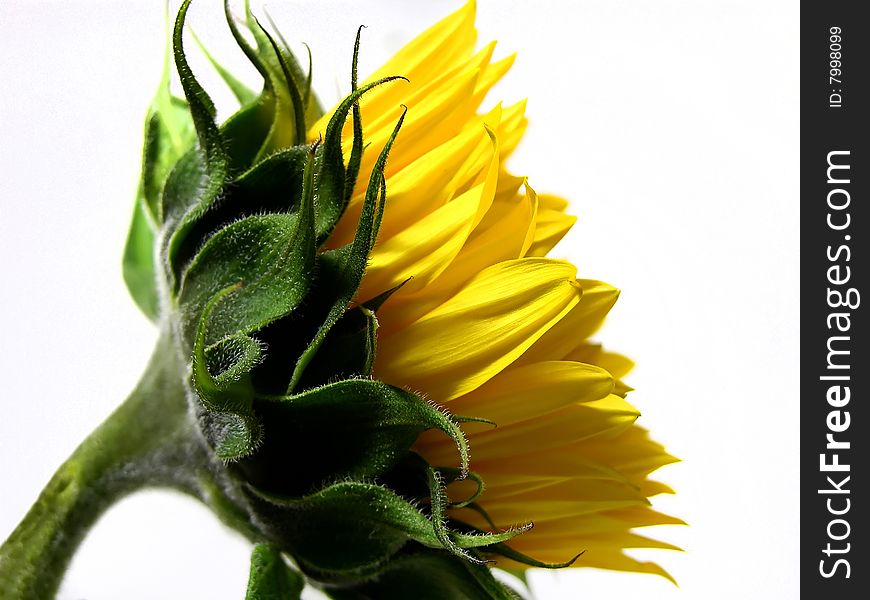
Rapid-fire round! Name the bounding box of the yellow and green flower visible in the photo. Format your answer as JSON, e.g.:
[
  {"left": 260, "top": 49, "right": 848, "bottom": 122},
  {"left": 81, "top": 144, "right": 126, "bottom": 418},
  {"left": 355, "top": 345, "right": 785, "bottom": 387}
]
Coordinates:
[{"left": 0, "top": 2, "right": 678, "bottom": 598}]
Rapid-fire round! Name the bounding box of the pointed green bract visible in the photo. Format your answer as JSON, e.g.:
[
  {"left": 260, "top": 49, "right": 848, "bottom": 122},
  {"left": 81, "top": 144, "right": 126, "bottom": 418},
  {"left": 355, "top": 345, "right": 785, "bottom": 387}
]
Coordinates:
[
  {"left": 191, "top": 29, "right": 258, "bottom": 106},
  {"left": 238, "top": 1, "right": 307, "bottom": 160},
  {"left": 288, "top": 108, "right": 406, "bottom": 391},
  {"left": 164, "top": 0, "right": 230, "bottom": 287},
  {"left": 313, "top": 77, "right": 407, "bottom": 245}
]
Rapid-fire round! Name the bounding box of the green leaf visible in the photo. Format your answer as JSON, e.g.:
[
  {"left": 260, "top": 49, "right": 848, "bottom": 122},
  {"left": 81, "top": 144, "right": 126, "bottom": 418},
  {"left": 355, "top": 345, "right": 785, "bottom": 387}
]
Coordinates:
[
  {"left": 245, "top": 544, "right": 304, "bottom": 600},
  {"left": 123, "top": 16, "right": 196, "bottom": 319},
  {"left": 248, "top": 379, "right": 469, "bottom": 493},
  {"left": 122, "top": 199, "right": 159, "bottom": 321}
]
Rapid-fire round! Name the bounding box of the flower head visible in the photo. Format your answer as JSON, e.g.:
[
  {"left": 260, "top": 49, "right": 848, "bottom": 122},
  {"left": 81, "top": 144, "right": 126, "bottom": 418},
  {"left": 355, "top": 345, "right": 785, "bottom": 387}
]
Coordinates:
[
  {"left": 0, "top": 2, "right": 679, "bottom": 597},
  {"left": 121, "top": 0, "right": 679, "bottom": 592},
  {"left": 305, "top": 1, "right": 681, "bottom": 580}
]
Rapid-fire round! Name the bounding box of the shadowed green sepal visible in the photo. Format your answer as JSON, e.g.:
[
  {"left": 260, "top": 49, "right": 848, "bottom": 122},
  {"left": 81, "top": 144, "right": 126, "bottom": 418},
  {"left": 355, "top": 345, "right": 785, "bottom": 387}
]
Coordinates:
[
  {"left": 291, "top": 306, "right": 378, "bottom": 389},
  {"left": 245, "top": 544, "right": 304, "bottom": 600},
  {"left": 242, "top": 480, "right": 520, "bottom": 581},
  {"left": 324, "top": 551, "right": 521, "bottom": 600},
  {"left": 243, "top": 379, "right": 469, "bottom": 493}
]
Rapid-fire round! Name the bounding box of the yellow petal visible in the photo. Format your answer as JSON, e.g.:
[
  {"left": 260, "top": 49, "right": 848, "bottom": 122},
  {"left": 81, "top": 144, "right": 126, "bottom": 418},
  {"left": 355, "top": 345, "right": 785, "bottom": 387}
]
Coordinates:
[
  {"left": 496, "top": 99, "right": 529, "bottom": 158},
  {"left": 470, "top": 477, "right": 650, "bottom": 524},
  {"left": 565, "top": 343, "right": 635, "bottom": 379},
  {"left": 306, "top": 0, "right": 477, "bottom": 139},
  {"left": 357, "top": 129, "right": 499, "bottom": 300},
  {"left": 538, "top": 193, "right": 569, "bottom": 212},
  {"left": 525, "top": 205, "right": 577, "bottom": 257},
  {"left": 444, "top": 361, "right": 614, "bottom": 428},
  {"left": 472, "top": 52, "right": 516, "bottom": 107},
  {"left": 375, "top": 258, "right": 582, "bottom": 400},
  {"left": 516, "top": 279, "right": 619, "bottom": 365},
  {"left": 457, "top": 395, "right": 639, "bottom": 462},
  {"left": 375, "top": 180, "right": 536, "bottom": 334}
]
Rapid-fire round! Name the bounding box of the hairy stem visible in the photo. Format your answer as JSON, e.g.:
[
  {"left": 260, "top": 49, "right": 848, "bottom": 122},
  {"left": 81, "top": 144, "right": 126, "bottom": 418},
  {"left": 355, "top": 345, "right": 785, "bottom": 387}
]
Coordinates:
[{"left": 0, "top": 331, "right": 259, "bottom": 599}]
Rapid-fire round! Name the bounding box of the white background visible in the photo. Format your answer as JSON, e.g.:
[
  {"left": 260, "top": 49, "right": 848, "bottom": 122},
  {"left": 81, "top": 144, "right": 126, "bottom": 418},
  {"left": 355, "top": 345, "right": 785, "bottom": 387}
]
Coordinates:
[{"left": 0, "top": 1, "right": 798, "bottom": 598}]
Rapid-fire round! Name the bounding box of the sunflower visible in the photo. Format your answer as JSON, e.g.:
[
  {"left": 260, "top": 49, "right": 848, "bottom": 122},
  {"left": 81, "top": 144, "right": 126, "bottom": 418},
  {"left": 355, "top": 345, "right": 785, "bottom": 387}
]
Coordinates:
[
  {"left": 0, "top": 1, "right": 678, "bottom": 596},
  {"left": 308, "top": 1, "right": 681, "bottom": 580}
]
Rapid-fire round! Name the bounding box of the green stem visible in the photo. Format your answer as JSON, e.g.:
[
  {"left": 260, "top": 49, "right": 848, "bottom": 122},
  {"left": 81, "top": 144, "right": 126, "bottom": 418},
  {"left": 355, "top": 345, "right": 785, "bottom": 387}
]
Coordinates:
[{"left": 0, "top": 331, "right": 259, "bottom": 600}]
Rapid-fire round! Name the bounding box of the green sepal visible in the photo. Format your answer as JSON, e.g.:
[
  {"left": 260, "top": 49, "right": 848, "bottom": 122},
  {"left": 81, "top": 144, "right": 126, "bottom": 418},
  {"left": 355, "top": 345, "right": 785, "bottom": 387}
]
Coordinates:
[
  {"left": 175, "top": 145, "right": 310, "bottom": 268},
  {"left": 229, "top": 0, "right": 308, "bottom": 160},
  {"left": 189, "top": 285, "right": 263, "bottom": 460},
  {"left": 263, "top": 11, "right": 319, "bottom": 123},
  {"left": 178, "top": 213, "right": 310, "bottom": 342},
  {"left": 233, "top": 144, "right": 309, "bottom": 197},
  {"left": 288, "top": 107, "right": 406, "bottom": 391},
  {"left": 190, "top": 29, "right": 258, "bottom": 106},
  {"left": 425, "top": 467, "right": 530, "bottom": 565},
  {"left": 142, "top": 10, "right": 197, "bottom": 221},
  {"left": 245, "top": 544, "right": 304, "bottom": 600},
  {"left": 291, "top": 306, "right": 377, "bottom": 390},
  {"left": 313, "top": 78, "right": 407, "bottom": 245},
  {"left": 140, "top": 95, "right": 196, "bottom": 221},
  {"left": 362, "top": 277, "right": 412, "bottom": 312},
  {"left": 343, "top": 27, "right": 365, "bottom": 211},
  {"left": 245, "top": 1, "right": 323, "bottom": 126},
  {"left": 323, "top": 551, "right": 521, "bottom": 600},
  {"left": 246, "top": 379, "right": 469, "bottom": 492},
  {"left": 178, "top": 148, "right": 315, "bottom": 344},
  {"left": 439, "top": 467, "right": 486, "bottom": 509},
  {"left": 241, "top": 481, "right": 451, "bottom": 578},
  {"left": 255, "top": 18, "right": 307, "bottom": 148},
  {"left": 183, "top": 151, "right": 317, "bottom": 458},
  {"left": 161, "top": 0, "right": 231, "bottom": 290},
  {"left": 478, "top": 540, "right": 584, "bottom": 570},
  {"left": 220, "top": 94, "right": 278, "bottom": 173},
  {"left": 200, "top": 409, "right": 264, "bottom": 462},
  {"left": 220, "top": 0, "right": 282, "bottom": 171}
]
